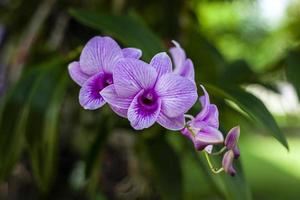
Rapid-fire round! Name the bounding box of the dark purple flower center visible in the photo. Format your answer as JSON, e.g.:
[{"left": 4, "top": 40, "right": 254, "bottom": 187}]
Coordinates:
[
  {"left": 102, "top": 73, "right": 113, "bottom": 87},
  {"left": 90, "top": 73, "right": 113, "bottom": 99},
  {"left": 139, "top": 90, "right": 158, "bottom": 111}
]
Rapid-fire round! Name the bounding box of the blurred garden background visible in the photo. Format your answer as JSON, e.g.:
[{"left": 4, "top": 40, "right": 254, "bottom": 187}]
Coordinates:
[{"left": 0, "top": 0, "right": 300, "bottom": 199}]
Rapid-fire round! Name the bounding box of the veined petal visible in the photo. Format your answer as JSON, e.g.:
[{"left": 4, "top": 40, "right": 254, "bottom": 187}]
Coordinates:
[
  {"left": 195, "top": 126, "right": 224, "bottom": 144},
  {"left": 179, "top": 59, "right": 195, "bottom": 81},
  {"left": 195, "top": 85, "right": 210, "bottom": 120},
  {"left": 157, "top": 113, "right": 185, "bottom": 130},
  {"left": 203, "top": 104, "right": 219, "bottom": 128},
  {"left": 79, "top": 36, "right": 123, "bottom": 75},
  {"left": 68, "top": 61, "right": 90, "bottom": 86},
  {"left": 222, "top": 150, "right": 236, "bottom": 176},
  {"left": 110, "top": 105, "right": 128, "bottom": 118},
  {"left": 122, "top": 47, "right": 142, "bottom": 59},
  {"left": 128, "top": 90, "right": 161, "bottom": 130},
  {"left": 150, "top": 52, "right": 172, "bottom": 77},
  {"left": 155, "top": 73, "right": 197, "bottom": 118},
  {"left": 225, "top": 126, "right": 240, "bottom": 150},
  {"left": 114, "top": 58, "right": 157, "bottom": 97},
  {"left": 170, "top": 40, "right": 186, "bottom": 71},
  {"left": 100, "top": 85, "right": 132, "bottom": 109},
  {"left": 79, "top": 72, "right": 107, "bottom": 110}
]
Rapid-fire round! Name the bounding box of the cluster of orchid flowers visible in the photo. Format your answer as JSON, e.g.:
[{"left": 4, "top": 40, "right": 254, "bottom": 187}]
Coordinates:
[{"left": 68, "top": 36, "right": 240, "bottom": 176}]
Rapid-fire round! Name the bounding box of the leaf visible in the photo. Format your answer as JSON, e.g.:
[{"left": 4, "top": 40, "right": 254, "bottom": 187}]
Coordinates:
[
  {"left": 205, "top": 84, "right": 288, "bottom": 150},
  {"left": 142, "top": 132, "right": 183, "bottom": 200},
  {"left": 69, "top": 8, "right": 165, "bottom": 60},
  {"left": 286, "top": 50, "right": 300, "bottom": 100},
  {"left": 0, "top": 67, "right": 42, "bottom": 180},
  {"left": 221, "top": 60, "right": 257, "bottom": 84},
  {"left": 23, "top": 57, "right": 66, "bottom": 191}
]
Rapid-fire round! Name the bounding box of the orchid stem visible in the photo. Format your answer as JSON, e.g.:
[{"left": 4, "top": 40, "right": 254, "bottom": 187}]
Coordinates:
[
  {"left": 204, "top": 152, "right": 224, "bottom": 174},
  {"left": 210, "top": 146, "right": 226, "bottom": 156}
]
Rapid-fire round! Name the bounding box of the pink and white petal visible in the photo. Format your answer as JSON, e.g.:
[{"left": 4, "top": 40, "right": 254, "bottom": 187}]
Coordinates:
[
  {"left": 155, "top": 73, "right": 197, "bottom": 118},
  {"left": 68, "top": 61, "right": 90, "bottom": 86},
  {"left": 150, "top": 52, "right": 172, "bottom": 77},
  {"left": 195, "top": 126, "right": 224, "bottom": 144},
  {"left": 127, "top": 90, "right": 161, "bottom": 130},
  {"left": 195, "top": 85, "right": 210, "bottom": 120},
  {"left": 169, "top": 40, "right": 186, "bottom": 71},
  {"left": 114, "top": 58, "right": 157, "bottom": 97},
  {"left": 110, "top": 105, "right": 128, "bottom": 118},
  {"left": 122, "top": 48, "right": 142, "bottom": 59},
  {"left": 79, "top": 72, "right": 106, "bottom": 110},
  {"left": 79, "top": 36, "right": 123, "bottom": 75},
  {"left": 100, "top": 85, "right": 132, "bottom": 109},
  {"left": 157, "top": 113, "right": 185, "bottom": 130},
  {"left": 179, "top": 59, "right": 195, "bottom": 81}
]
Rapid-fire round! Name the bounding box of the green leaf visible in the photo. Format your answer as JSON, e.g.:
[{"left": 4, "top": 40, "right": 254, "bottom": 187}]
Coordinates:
[
  {"left": 0, "top": 68, "right": 42, "bottom": 180},
  {"left": 69, "top": 8, "right": 165, "bottom": 60},
  {"left": 205, "top": 84, "right": 288, "bottom": 150},
  {"left": 286, "top": 50, "right": 300, "bottom": 100},
  {"left": 143, "top": 132, "right": 183, "bottom": 200},
  {"left": 24, "top": 57, "right": 66, "bottom": 191}
]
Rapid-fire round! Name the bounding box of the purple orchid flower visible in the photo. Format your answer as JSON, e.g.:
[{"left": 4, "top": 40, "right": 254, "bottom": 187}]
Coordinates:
[
  {"left": 68, "top": 36, "right": 142, "bottom": 110},
  {"left": 225, "top": 126, "right": 240, "bottom": 159},
  {"left": 100, "top": 52, "right": 198, "bottom": 130},
  {"left": 169, "top": 41, "right": 195, "bottom": 82},
  {"left": 181, "top": 85, "right": 224, "bottom": 151},
  {"left": 222, "top": 150, "right": 236, "bottom": 176}
]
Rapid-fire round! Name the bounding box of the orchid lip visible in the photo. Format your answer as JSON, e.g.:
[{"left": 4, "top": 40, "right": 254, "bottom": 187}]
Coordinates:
[
  {"left": 102, "top": 73, "right": 113, "bottom": 87},
  {"left": 138, "top": 89, "right": 159, "bottom": 110}
]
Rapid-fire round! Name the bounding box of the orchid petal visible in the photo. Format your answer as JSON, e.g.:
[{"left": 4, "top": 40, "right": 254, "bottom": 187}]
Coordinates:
[
  {"left": 100, "top": 85, "right": 132, "bottom": 109},
  {"left": 122, "top": 47, "right": 142, "bottom": 59},
  {"left": 195, "top": 85, "right": 210, "bottom": 120},
  {"left": 179, "top": 59, "right": 195, "bottom": 81},
  {"left": 68, "top": 61, "right": 90, "bottom": 86},
  {"left": 225, "top": 126, "right": 240, "bottom": 150},
  {"left": 79, "top": 36, "right": 123, "bottom": 75},
  {"left": 222, "top": 150, "right": 236, "bottom": 176},
  {"left": 195, "top": 126, "right": 224, "bottom": 145},
  {"left": 150, "top": 52, "right": 172, "bottom": 77},
  {"left": 181, "top": 128, "right": 194, "bottom": 141},
  {"left": 157, "top": 113, "right": 185, "bottom": 130},
  {"left": 127, "top": 90, "right": 161, "bottom": 130},
  {"left": 155, "top": 73, "right": 197, "bottom": 118},
  {"left": 170, "top": 40, "right": 186, "bottom": 71},
  {"left": 114, "top": 58, "right": 157, "bottom": 97},
  {"left": 110, "top": 105, "right": 128, "bottom": 118},
  {"left": 79, "top": 72, "right": 107, "bottom": 110}
]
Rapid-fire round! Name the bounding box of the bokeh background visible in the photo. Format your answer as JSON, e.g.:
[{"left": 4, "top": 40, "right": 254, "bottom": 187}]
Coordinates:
[{"left": 0, "top": 0, "right": 300, "bottom": 199}]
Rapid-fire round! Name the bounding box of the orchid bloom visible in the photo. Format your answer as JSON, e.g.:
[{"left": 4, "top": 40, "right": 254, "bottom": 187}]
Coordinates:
[
  {"left": 169, "top": 40, "right": 195, "bottom": 82},
  {"left": 181, "top": 85, "right": 224, "bottom": 151},
  {"left": 222, "top": 150, "right": 236, "bottom": 176},
  {"left": 68, "top": 36, "right": 142, "bottom": 110},
  {"left": 225, "top": 126, "right": 240, "bottom": 159},
  {"left": 101, "top": 52, "right": 198, "bottom": 130}
]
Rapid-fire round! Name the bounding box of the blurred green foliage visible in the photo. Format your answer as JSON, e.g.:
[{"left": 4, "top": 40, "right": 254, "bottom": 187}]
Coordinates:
[{"left": 0, "top": 0, "right": 300, "bottom": 199}]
